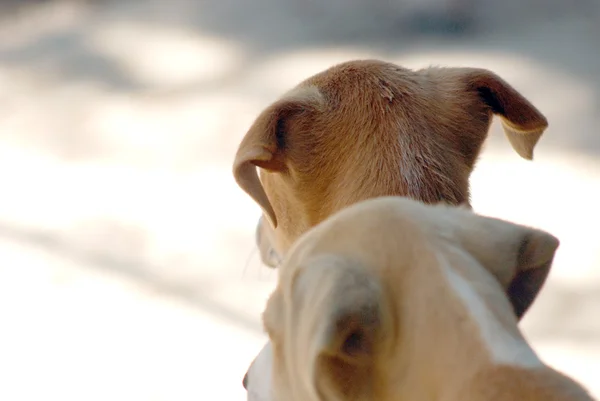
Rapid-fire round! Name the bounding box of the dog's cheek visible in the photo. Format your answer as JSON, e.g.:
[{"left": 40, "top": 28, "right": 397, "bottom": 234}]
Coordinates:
[
  {"left": 256, "top": 216, "right": 282, "bottom": 268},
  {"left": 265, "top": 248, "right": 282, "bottom": 268}
]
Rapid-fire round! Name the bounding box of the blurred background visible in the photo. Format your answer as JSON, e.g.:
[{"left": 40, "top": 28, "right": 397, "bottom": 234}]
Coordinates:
[{"left": 0, "top": 0, "right": 598, "bottom": 400}]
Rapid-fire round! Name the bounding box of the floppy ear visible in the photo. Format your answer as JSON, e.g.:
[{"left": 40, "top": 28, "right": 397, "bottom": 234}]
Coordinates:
[
  {"left": 506, "top": 229, "right": 559, "bottom": 319},
  {"left": 297, "top": 259, "right": 384, "bottom": 364},
  {"left": 258, "top": 256, "right": 386, "bottom": 400},
  {"left": 457, "top": 212, "right": 560, "bottom": 319},
  {"left": 461, "top": 68, "right": 549, "bottom": 160},
  {"left": 232, "top": 87, "right": 324, "bottom": 228},
  {"left": 232, "top": 106, "right": 286, "bottom": 228},
  {"left": 288, "top": 259, "right": 384, "bottom": 399},
  {"left": 319, "top": 287, "right": 382, "bottom": 365}
]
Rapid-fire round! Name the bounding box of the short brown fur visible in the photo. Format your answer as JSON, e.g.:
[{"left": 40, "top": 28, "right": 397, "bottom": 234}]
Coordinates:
[{"left": 233, "top": 60, "right": 548, "bottom": 261}]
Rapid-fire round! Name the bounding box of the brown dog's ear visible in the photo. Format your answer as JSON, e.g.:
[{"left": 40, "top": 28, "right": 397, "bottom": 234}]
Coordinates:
[
  {"left": 462, "top": 68, "right": 549, "bottom": 160},
  {"left": 456, "top": 212, "right": 560, "bottom": 319},
  {"left": 233, "top": 109, "right": 283, "bottom": 228},
  {"left": 233, "top": 87, "right": 324, "bottom": 228}
]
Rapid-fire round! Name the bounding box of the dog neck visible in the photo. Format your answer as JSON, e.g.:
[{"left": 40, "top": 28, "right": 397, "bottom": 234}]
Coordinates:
[
  {"left": 447, "top": 365, "right": 595, "bottom": 401},
  {"left": 381, "top": 256, "right": 592, "bottom": 401},
  {"left": 382, "top": 307, "right": 592, "bottom": 401},
  {"left": 439, "top": 262, "right": 591, "bottom": 401}
]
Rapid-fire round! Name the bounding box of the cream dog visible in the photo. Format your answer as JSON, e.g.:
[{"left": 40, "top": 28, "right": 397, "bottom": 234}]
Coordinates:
[
  {"left": 233, "top": 59, "right": 548, "bottom": 268},
  {"left": 244, "top": 197, "right": 594, "bottom": 401}
]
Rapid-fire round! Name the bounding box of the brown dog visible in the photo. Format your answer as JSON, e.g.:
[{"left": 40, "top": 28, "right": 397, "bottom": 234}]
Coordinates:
[
  {"left": 245, "top": 197, "right": 594, "bottom": 401},
  {"left": 233, "top": 59, "right": 548, "bottom": 267}
]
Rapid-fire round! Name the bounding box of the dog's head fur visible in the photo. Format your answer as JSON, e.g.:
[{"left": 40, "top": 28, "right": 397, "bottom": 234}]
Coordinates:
[
  {"left": 245, "top": 197, "right": 593, "bottom": 401},
  {"left": 233, "top": 60, "right": 548, "bottom": 263}
]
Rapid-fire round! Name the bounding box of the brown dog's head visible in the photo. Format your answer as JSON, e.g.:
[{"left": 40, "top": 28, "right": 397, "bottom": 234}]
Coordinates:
[
  {"left": 233, "top": 60, "right": 548, "bottom": 266},
  {"left": 245, "top": 197, "right": 593, "bottom": 401}
]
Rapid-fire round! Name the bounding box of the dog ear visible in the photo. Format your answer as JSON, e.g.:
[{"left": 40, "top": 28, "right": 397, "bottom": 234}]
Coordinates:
[
  {"left": 456, "top": 212, "right": 560, "bottom": 319},
  {"left": 506, "top": 229, "right": 560, "bottom": 319},
  {"left": 461, "top": 68, "right": 549, "bottom": 160},
  {"left": 233, "top": 106, "right": 285, "bottom": 229},
  {"left": 319, "top": 290, "right": 381, "bottom": 365},
  {"left": 233, "top": 87, "right": 324, "bottom": 228},
  {"left": 280, "top": 257, "right": 384, "bottom": 399},
  {"left": 297, "top": 258, "right": 384, "bottom": 365},
  {"left": 257, "top": 256, "right": 386, "bottom": 400}
]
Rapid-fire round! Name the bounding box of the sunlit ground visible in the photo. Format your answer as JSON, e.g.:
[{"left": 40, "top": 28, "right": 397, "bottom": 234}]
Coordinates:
[{"left": 0, "top": 1, "right": 598, "bottom": 400}]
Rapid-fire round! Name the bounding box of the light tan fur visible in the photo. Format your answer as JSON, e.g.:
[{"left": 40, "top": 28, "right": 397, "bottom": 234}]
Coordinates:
[
  {"left": 233, "top": 60, "right": 548, "bottom": 265},
  {"left": 246, "top": 197, "right": 594, "bottom": 401}
]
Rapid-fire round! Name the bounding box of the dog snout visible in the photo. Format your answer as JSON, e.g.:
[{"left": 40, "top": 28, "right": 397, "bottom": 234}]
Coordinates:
[
  {"left": 256, "top": 216, "right": 282, "bottom": 267},
  {"left": 255, "top": 216, "right": 264, "bottom": 245},
  {"left": 242, "top": 371, "right": 249, "bottom": 390}
]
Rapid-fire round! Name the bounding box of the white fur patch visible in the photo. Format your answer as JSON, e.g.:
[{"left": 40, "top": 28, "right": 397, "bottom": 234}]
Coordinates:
[
  {"left": 442, "top": 264, "right": 543, "bottom": 368},
  {"left": 281, "top": 85, "right": 324, "bottom": 105},
  {"left": 246, "top": 341, "right": 274, "bottom": 401}
]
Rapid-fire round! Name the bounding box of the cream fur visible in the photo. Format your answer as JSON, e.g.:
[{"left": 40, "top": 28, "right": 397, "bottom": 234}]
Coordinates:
[
  {"left": 441, "top": 262, "right": 542, "bottom": 368},
  {"left": 245, "top": 197, "right": 594, "bottom": 401},
  {"left": 235, "top": 60, "right": 552, "bottom": 400}
]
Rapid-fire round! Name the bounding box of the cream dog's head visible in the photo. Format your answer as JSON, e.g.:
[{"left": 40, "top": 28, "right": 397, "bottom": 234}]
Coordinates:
[
  {"left": 233, "top": 60, "right": 548, "bottom": 267},
  {"left": 245, "top": 197, "right": 594, "bottom": 401}
]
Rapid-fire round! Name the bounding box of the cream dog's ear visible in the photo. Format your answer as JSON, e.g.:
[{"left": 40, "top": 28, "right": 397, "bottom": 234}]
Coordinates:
[
  {"left": 284, "top": 257, "right": 384, "bottom": 399},
  {"left": 455, "top": 211, "right": 560, "bottom": 319},
  {"left": 298, "top": 257, "right": 384, "bottom": 362},
  {"left": 458, "top": 68, "right": 549, "bottom": 160},
  {"left": 232, "top": 87, "right": 324, "bottom": 228},
  {"left": 505, "top": 229, "right": 559, "bottom": 319},
  {"left": 318, "top": 276, "right": 382, "bottom": 364},
  {"left": 259, "top": 256, "right": 384, "bottom": 400}
]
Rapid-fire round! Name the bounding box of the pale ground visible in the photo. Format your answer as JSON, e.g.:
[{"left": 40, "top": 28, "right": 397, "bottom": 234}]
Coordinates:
[{"left": 0, "top": 1, "right": 598, "bottom": 400}]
